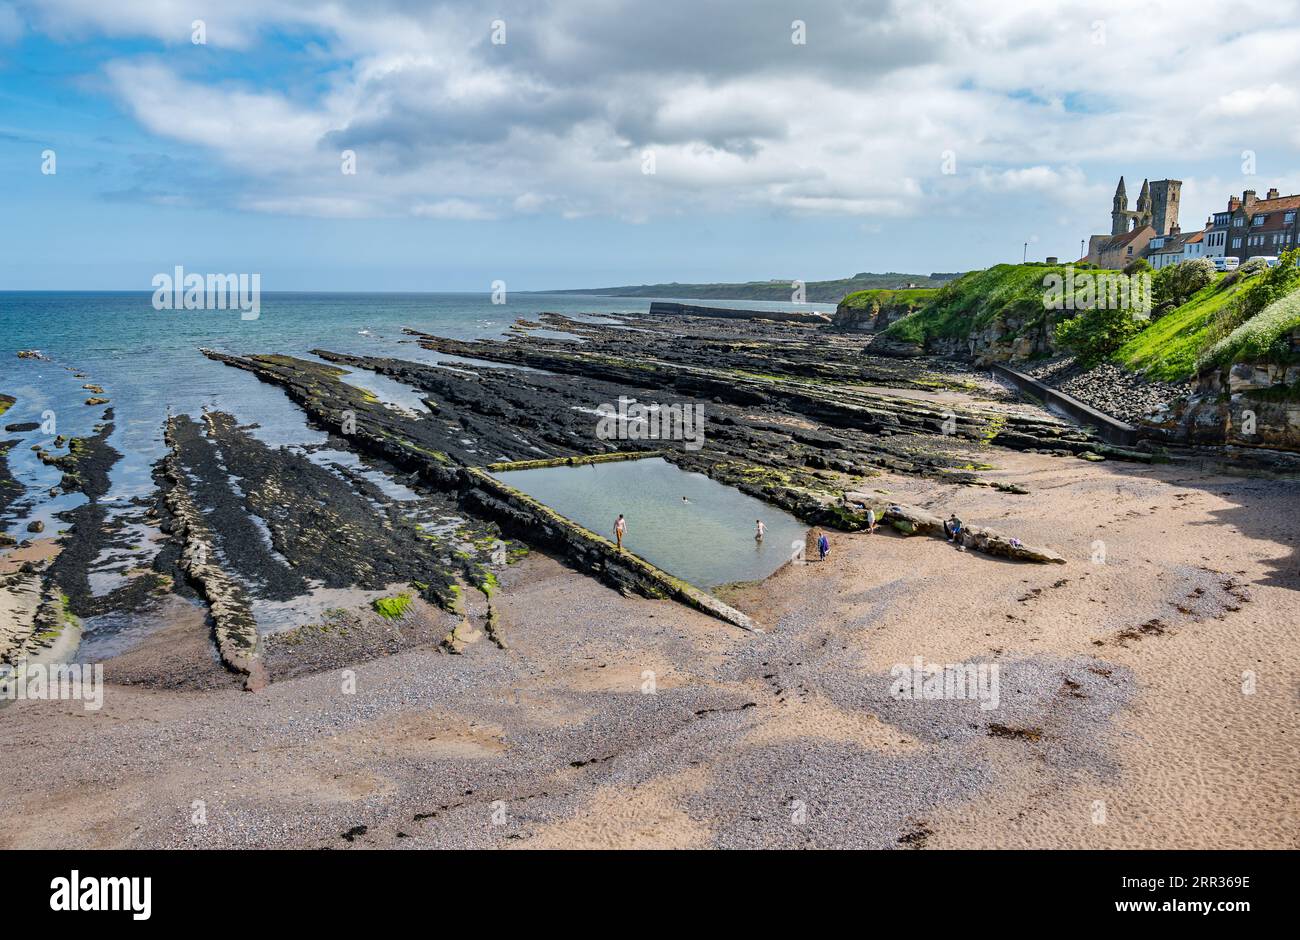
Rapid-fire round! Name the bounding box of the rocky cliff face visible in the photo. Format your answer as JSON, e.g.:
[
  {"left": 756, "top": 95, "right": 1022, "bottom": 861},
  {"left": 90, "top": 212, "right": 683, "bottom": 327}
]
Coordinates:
[
  {"left": 1143, "top": 328, "right": 1300, "bottom": 451},
  {"left": 831, "top": 298, "right": 916, "bottom": 332},
  {"left": 927, "top": 313, "right": 1058, "bottom": 365}
]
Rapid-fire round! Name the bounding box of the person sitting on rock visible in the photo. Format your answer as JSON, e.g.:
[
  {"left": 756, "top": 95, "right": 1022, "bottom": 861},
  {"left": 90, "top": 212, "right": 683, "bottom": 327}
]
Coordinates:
[{"left": 944, "top": 514, "right": 963, "bottom": 542}]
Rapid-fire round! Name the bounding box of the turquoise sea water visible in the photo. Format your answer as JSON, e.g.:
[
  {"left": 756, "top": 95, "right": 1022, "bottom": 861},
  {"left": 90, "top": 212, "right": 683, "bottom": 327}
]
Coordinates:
[{"left": 0, "top": 292, "right": 833, "bottom": 550}]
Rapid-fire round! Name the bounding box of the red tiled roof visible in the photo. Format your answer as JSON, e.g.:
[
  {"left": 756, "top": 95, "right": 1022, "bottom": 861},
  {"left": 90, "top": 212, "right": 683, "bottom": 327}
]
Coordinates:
[
  {"left": 1102, "top": 226, "right": 1151, "bottom": 251},
  {"left": 1242, "top": 193, "right": 1300, "bottom": 216}
]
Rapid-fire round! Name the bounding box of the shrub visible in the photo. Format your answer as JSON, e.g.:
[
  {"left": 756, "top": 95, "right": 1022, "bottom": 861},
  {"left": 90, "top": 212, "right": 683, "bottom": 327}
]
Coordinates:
[
  {"left": 1236, "top": 249, "right": 1300, "bottom": 322},
  {"left": 1054, "top": 306, "right": 1148, "bottom": 367},
  {"left": 1153, "top": 258, "right": 1216, "bottom": 310},
  {"left": 1124, "top": 258, "right": 1152, "bottom": 276}
]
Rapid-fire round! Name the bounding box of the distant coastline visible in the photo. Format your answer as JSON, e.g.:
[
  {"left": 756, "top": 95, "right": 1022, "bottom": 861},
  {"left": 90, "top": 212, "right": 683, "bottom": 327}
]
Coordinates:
[{"left": 542, "top": 271, "right": 963, "bottom": 304}]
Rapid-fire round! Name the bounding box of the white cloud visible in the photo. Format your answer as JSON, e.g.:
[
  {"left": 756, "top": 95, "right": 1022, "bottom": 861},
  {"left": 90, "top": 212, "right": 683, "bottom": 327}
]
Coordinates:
[
  {"left": 26, "top": 0, "right": 1300, "bottom": 226},
  {"left": 1202, "top": 84, "right": 1298, "bottom": 119},
  {"left": 410, "top": 199, "right": 497, "bottom": 221}
]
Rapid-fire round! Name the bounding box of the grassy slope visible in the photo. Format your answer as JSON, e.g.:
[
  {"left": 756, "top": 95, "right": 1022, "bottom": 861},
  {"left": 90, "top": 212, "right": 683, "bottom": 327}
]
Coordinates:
[
  {"left": 882, "top": 264, "right": 1069, "bottom": 345},
  {"left": 1202, "top": 288, "right": 1300, "bottom": 369},
  {"left": 858, "top": 262, "right": 1293, "bottom": 381},
  {"left": 838, "top": 287, "right": 937, "bottom": 312},
  {"left": 1113, "top": 274, "right": 1256, "bottom": 381}
]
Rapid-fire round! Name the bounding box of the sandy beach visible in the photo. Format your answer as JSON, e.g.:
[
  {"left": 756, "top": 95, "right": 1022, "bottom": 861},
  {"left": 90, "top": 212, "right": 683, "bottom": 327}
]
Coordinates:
[{"left": 2, "top": 442, "right": 1295, "bottom": 849}]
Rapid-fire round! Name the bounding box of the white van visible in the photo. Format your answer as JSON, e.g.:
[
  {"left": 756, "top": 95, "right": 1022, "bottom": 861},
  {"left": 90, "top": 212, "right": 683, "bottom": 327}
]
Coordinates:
[
  {"left": 1212, "top": 256, "right": 1240, "bottom": 272},
  {"left": 1246, "top": 255, "right": 1280, "bottom": 268}
]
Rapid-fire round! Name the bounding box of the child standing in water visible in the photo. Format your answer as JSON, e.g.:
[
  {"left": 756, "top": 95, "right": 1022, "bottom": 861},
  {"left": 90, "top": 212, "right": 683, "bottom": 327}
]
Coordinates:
[
  {"left": 755, "top": 519, "right": 766, "bottom": 541},
  {"left": 614, "top": 514, "right": 627, "bottom": 551}
]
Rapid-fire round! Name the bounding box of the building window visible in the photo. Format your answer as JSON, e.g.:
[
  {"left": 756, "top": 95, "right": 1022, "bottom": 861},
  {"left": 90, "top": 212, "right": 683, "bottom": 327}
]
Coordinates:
[
  {"left": 1234, "top": 217, "right": 1244, "bottom": 227},
  {"left": 1252, "top": 215, "right": 1266, "bottom": 226},
  {"left": 1232, "top": 237, "right": 1242, "bottom": 249},
  {"left": 1286, "top": 211, "right": 1296, "bottom": 224}
]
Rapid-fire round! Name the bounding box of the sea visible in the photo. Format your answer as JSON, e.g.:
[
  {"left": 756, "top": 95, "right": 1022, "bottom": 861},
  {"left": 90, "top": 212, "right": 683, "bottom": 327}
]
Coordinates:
[{"left": 0, "top": 292, "right": 832, "bottom": 600}]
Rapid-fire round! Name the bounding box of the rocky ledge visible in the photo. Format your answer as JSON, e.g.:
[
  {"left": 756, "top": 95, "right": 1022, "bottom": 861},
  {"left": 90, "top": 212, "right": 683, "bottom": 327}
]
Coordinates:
[
  {"left": 160, "top": 416, "right": 267, "bottom": 690},
  {"left": 191, "top": 311, "right": 1127, "bottom": 637}
]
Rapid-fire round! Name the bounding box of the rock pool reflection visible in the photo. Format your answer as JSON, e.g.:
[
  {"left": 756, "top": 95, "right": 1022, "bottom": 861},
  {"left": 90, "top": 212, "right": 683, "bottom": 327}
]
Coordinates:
[{"left": 491, "top": 457, "right": 807, "bottom": 588}]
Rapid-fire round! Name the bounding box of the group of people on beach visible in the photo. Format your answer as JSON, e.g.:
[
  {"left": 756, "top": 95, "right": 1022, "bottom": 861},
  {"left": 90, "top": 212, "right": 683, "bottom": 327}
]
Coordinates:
[
  {"left": 610, "top": 502, "right": 971, "bottom": 568},
  {"left": 612, "top": 508, "right": 836, "bottom": 563}
]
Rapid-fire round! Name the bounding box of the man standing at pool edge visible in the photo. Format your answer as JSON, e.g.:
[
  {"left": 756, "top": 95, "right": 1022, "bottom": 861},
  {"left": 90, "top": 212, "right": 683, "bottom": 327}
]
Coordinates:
[{"left": 615, "top": 514, "right": 626, "bottom": 551}]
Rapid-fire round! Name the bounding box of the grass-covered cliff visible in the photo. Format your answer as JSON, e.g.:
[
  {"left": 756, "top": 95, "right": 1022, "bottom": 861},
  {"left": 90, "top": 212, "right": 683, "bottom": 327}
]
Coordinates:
[
  {"left": 1202, "top": 293, "right": 1300, "bottom": 368},
  {"left": 1111, "top": 274, "right": 1256, "bottom": 380},
  {"left": 882, "top": 263, "right": 1072, "bottom": 347},
  {"left": 832, "top": 287, "right": 937, "bottom": 329},
  {"left": 868, "top": 257, "right": 1300, "bottom": 381},
  {"left": 838, "top": 287, "right": 937, "bottom": 312}
]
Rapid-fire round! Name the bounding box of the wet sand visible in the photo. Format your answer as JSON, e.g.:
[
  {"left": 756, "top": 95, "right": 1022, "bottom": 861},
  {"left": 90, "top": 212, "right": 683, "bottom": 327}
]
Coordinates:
[{"left": 1, "top": 446, "right": 1296, "bottom": 849}]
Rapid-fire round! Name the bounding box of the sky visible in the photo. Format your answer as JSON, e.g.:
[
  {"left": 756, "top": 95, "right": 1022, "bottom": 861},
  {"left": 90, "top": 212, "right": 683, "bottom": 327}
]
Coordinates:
[{"left": 1, "top": 0, "right": 1299, "bottom": 291}]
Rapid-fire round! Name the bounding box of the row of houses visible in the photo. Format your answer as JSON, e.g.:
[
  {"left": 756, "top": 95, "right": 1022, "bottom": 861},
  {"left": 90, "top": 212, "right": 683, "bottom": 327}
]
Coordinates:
[{"left": 1085, "top": 178, "right": 1299, "bottom": 270}]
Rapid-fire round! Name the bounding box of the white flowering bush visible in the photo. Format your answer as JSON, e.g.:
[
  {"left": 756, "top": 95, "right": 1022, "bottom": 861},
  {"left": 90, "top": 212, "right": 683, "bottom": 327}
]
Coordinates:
[{"left": 1200, "top": 287, "right": 1300, "bottom": 369}]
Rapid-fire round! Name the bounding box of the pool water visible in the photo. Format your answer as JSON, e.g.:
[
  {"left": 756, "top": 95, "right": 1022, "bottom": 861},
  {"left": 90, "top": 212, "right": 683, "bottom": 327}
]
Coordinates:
[{"left": 491, "top": 457, "right": 807, "bottom": 588}]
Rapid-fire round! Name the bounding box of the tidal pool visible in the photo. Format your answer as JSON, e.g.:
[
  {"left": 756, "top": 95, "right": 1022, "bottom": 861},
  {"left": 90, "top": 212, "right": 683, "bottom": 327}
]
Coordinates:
[{"left": 491, "top": 457, "right": 807, "bottom": 588}]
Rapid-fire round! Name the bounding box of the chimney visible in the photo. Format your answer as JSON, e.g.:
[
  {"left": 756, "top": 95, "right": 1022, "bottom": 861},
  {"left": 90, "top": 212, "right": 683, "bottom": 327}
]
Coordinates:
[
  {"left": 1266, "top": 187, "right": 1280, "bottom": 200},
  {"left": 1228, "top": 196, "right": 1241, "bottom": 211},
  {"left": 1243, "top": 190, "right": 1257, "bottom": 208}
]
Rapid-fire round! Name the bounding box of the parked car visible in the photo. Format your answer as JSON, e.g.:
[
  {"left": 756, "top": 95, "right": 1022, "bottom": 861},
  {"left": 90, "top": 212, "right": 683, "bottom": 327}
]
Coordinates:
[
  {"left": 1246, "top": 255, "right": 1280, "bottom": 267},
  {"left": 1212, "top": 256, "right": 1240, "bottom": 271}
]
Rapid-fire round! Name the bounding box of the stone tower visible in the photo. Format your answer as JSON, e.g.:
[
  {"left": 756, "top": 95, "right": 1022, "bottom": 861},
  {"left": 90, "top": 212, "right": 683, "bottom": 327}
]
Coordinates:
[
  {"left": 1135, "top": 179, "right": 1152, "bottom": 229},
  {"left": 1148, "top": 179, "right": 1182, "bottom": 236},
  {"left": 1111, "top": 177, "right": 1129, "bottom": 235}
]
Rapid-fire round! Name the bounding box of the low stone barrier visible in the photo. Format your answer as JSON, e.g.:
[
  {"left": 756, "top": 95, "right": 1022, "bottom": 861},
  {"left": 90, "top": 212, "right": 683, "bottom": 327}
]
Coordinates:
[
  {"left": 990, "top": 363, "right": 1140, "bottom": 447},
  {"left": 463, "top": 467, "right": 760, "bottom": 631}
]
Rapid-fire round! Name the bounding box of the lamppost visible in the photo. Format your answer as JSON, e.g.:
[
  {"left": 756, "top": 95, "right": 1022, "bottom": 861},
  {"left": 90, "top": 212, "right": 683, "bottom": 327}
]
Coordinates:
[{"left": 1023, "top": 241, "right": 1028, "bottom": 263}]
